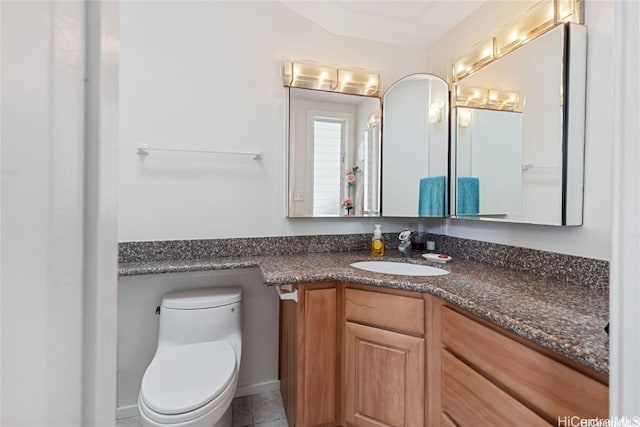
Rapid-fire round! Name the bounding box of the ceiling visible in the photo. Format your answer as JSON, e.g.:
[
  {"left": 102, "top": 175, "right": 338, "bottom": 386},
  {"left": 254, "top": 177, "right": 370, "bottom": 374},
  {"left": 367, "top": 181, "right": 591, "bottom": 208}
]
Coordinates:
[{"left": 279, "top": 1, "right": 487, "bottom": 49}]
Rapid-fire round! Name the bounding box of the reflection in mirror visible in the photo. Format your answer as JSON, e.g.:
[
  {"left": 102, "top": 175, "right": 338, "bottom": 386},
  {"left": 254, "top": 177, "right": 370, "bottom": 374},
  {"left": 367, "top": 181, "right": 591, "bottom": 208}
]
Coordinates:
[
  {"left": 287, "top": 88, "right": 381, "bottom": 217},
  {"left": 451, "top": 23, "right": 587, "bottom": 225},
  {"left": 382, "top": 74, "right": 449, "bottom": 217},
  {"left": 455, "top": 108, "right": 522, "bottom": 216}
]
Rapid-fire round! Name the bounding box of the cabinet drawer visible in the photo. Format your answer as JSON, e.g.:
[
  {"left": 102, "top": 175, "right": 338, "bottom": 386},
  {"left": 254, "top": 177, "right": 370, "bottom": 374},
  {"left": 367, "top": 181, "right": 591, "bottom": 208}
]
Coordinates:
[
  {"left": 345, "top": 288, "right": 424, "bottom": 336},
  {"left": 441, "top": 307, "right": 608, "bottom": 421},
  {"left": 442, "top": 350, "right": 550, "bottom": 426}
]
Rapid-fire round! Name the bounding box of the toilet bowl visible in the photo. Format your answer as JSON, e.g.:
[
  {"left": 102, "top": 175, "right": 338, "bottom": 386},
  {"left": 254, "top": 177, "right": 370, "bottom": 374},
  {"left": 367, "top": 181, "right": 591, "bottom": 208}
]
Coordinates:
[{"left": 138, "top": 287, "right": 242, "bottom": 427}]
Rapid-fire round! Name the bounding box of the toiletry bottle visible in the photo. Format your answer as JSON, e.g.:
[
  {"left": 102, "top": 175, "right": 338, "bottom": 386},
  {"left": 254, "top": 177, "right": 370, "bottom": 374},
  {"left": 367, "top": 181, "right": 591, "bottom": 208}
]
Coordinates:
[
  {"left": 426, "top": 240, "right": 436, "bottom": 253},
  {"left": 371, "top": 224, "right": 385, "bottom": 257}
]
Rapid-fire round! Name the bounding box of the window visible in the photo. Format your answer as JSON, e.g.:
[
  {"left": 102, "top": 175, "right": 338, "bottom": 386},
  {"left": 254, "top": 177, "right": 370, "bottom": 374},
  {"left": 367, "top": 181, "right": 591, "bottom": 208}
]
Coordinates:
[
  {"left": 312, "top": 118, "right": 344, "bottom": 216},
  {"left": 363, "top": 124, "right": 380, "bottom": 214}
]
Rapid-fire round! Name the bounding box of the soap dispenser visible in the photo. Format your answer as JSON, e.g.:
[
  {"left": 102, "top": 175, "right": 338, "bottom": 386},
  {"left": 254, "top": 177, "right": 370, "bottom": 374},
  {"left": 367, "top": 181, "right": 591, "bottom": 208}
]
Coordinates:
[{"left": 371, "top": 224, "right": 385, "bottom": 257}]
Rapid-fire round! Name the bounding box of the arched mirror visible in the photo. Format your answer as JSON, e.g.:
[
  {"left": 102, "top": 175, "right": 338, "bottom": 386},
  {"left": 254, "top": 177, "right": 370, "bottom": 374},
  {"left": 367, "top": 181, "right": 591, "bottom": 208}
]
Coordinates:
[
  {"left": 287, "top": 88, "right": 381, "bottom": 217},
  {"left": 381, "top": 74, "right": 450, "bottom": 217}
]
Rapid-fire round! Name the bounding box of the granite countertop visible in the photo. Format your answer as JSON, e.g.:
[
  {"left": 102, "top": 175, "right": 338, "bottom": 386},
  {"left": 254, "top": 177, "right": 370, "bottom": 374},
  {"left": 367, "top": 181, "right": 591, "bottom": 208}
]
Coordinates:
[{"left": 119, "top": 251, "right": 609, "bottom": 375}]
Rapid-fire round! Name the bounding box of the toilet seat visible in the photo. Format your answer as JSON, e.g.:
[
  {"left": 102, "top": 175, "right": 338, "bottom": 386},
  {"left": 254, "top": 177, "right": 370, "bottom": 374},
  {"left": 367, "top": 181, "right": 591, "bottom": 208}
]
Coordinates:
[
  {"left": 140, "top": 341, "right": 237, "bottom": 423},
  {"left": 138, "top": 377, "right": 236, "bottom": 426}
]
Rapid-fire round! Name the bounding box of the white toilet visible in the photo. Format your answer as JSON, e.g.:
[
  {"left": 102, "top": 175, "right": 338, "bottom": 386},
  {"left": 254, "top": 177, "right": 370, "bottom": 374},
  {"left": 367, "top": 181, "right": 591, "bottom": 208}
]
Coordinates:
[{"left": 138, "top": 287, "right": 242, "bottom": 427}]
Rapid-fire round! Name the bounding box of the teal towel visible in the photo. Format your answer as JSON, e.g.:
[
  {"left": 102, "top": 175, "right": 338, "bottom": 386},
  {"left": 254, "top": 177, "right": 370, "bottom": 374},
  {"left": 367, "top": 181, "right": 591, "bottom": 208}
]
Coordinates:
[
  {"left": 457, "top": 177, "right": 479, "bottom": 215},
  {"left": 418, "top": 176, "right": 446, "bottom": 217}
]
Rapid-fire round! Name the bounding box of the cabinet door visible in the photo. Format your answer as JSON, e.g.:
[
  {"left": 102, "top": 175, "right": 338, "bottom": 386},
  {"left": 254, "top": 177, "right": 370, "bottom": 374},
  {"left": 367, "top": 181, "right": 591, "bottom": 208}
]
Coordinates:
[
  {"left": 300, "top": 287, "right": 337, "bottom": 427},
  {"left": 345, "top": 321, "right": 424, "bottom": 427},
  {"left": 280, "top": 284, "right": 338, "bottom": 427}
]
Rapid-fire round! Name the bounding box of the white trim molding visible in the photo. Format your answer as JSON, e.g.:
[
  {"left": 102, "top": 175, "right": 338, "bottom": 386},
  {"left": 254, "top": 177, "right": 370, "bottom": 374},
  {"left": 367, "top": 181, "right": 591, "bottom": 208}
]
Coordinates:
[
  {"left": 610, "top": 0, "right": 640, "bottom": 418},
  {"left": 83, "top": 1, "right": 119, "bottom": 425}
]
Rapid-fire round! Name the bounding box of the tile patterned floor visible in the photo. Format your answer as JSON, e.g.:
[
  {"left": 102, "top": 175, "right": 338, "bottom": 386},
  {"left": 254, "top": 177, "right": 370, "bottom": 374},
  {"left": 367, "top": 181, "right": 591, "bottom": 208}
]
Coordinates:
[
  {"left": 116, "top": 390, "right": 287, "bottom": 427},
  {"left": 232, "top": 390, "right": 287, "bottom": 427}
]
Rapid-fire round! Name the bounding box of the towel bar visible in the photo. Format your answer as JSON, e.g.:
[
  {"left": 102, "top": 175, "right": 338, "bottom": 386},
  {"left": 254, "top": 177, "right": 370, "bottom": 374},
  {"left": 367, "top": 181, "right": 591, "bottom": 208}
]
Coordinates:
[{"left": 136, "top": 145, "right": 263, "bottom": 160}]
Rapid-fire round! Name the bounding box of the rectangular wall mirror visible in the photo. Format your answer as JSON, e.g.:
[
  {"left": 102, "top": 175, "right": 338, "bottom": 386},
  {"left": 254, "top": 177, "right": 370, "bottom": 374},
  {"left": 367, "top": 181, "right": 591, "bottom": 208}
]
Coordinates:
[
  {"left": 287, "top": 88, "right": 381, "bottom": 217},
  {"left": 451, "top": 23, "right": 587, "bottom": 225}
]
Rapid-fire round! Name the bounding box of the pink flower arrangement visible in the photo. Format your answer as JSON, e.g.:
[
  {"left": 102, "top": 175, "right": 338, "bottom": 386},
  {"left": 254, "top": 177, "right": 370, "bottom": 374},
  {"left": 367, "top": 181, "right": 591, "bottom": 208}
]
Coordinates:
[
  {"left": 342, "top": 199, "right": 354, "bottom": 215},
  {"left": 346, "top": 172, "right": 356, "bottom": 184},
  {"left": 345, "top": 166, "right": 360, "bottom": 185}
]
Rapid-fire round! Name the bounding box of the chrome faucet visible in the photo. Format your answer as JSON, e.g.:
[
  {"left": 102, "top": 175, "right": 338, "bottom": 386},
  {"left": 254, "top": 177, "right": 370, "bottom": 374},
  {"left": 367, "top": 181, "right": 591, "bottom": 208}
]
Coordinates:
[{"left": 398, "top": 230, "right": 412, "bottom": 258}]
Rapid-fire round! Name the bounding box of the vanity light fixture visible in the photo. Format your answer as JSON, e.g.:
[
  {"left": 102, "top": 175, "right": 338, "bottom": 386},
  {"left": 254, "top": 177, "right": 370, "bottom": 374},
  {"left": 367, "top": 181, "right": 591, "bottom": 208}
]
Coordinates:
[
  {"left": 494, "top": 0, "right": 556, "bottom": 58},
  {"left": 452, "top": 40, "right": 495, "bottom": 83},
  {"left": 556, "top": 0, "right": 581, "bottom": 23},
  {"left": 487, "top": 89, "right": 521, "bottom": 111},
  {"left": 451, "top": 0, "right": 582, "bottom": 82},
  {"left": 282, "top": 60, "right": 337, "bottom": 91},
  {"left": 455, "top": 86, "right": 488, "bottom": 108},
  {"left": 282, "top": 59, "right": 380, "bottom": 96},
  {"left": 337, "top": 68, "right": 380, "bottom": 96},
  {"left": 455, "top": 86, "right": 521, "bottom": 111}
]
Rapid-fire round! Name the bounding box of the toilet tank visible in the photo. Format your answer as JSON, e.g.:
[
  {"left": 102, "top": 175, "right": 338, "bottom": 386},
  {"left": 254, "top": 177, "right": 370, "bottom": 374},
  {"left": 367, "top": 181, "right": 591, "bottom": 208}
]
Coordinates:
[{"left": 157, "top": 287, "right": 242, "bottom": 362}]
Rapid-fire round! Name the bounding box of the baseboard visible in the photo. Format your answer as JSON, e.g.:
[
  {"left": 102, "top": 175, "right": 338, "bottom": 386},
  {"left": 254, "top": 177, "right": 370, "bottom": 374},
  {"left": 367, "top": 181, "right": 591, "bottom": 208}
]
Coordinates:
[
  {"left": 234, "top": 380, "right": 280, "bottom": 397},
  {"left": 116, "top": 381, "right": 281, "bottom": 419},
  {"left": 116, "top": 404, "right": 139, "bottom": 420}
]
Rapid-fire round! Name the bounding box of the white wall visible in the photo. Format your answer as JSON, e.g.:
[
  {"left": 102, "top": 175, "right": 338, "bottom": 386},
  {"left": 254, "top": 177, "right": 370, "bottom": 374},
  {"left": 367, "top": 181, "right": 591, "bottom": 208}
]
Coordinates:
[
  {"left": 382, "top": 77, "right": 430, "bottom": 216},
  {"left": 0, "top": 1, "right": 117, "bottom": 426},
  {"left": 117, "top": 269, "right": 279, "bottom": 418},
  {"left": 428, "top": 78, "right": 449, "bottom": 178},
  {"left": 425, "top": 0, "right": 614, "bottom": 260},
  {"left": 456, "top": 109, "right": 523, "bottom": 216},
  {"left": 119, "top": 1, "right": 430, "bottom": 242},
  {"left": 1, "top": 0, "right": 85, "bottom": 422}
]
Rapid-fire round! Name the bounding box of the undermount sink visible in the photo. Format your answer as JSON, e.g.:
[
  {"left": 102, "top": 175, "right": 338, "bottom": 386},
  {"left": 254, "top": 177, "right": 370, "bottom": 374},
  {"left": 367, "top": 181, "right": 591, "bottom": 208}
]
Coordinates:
[{"left": 350, "top": 261, "right": 449, "bottom": 277}]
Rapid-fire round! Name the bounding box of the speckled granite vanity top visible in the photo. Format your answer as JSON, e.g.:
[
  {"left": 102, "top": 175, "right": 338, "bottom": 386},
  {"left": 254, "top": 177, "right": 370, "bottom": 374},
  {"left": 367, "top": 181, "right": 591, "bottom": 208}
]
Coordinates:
[{"left": 119, "top": 250, "right": 609, "bottom": 375}]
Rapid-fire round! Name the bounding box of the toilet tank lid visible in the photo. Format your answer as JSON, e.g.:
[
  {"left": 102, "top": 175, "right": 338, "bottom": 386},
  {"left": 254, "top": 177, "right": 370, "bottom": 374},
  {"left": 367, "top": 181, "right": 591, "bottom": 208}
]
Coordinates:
[{"left": 162, "top": 287, "right": 242, "bottom": 310}]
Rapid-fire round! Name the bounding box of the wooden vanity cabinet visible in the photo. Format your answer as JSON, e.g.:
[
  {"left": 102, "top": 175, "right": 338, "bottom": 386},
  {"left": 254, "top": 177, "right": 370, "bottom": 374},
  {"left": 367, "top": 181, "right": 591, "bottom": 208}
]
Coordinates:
[
  {"left": 427, "top": 295, "right": 609, "bottom": 427},
  {"left": 279, "top": 282, "right": 340, "bottom": 427},
  {"left": 279, "top": 284, "right": 608, "bottom": 427},
  {"left": 343, "top": 285, "right": 426, "bottom": 427}
]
